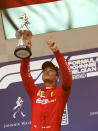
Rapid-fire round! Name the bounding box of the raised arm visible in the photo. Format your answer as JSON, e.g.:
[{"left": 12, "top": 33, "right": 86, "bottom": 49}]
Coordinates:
[
  {"left": 20, "top": 58, "right": 38, "bottom": 99},
  {"left": 46, "top": 36, "right": 72, "bottom": 91},
  {"left": 54, "top": 50, "right": 72, "bottom": 90}
]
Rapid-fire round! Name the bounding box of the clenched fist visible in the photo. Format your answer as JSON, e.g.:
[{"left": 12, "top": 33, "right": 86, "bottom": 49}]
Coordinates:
[{"left": 46, "top": 36, "right": 58, "bottom": 52}]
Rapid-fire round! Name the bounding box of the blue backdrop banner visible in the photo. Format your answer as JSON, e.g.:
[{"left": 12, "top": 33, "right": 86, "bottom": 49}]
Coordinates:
[{"left": 0, "top": 48, "right": 98, "bottom": 131}]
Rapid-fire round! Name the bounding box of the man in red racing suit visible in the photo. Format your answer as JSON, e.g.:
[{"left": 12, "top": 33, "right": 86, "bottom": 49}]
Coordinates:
[{"left": 20, "top": 37, "right": 72, "bottom": 131}]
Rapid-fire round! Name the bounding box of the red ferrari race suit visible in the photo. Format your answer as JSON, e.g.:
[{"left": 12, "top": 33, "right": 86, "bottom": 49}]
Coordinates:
[{"left": 20, "top": 50, "right": 72, "bottom": 131}]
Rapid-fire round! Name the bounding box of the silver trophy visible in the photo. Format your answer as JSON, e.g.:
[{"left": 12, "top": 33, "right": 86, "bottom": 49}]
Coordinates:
[{"left": 14, "top": 14, "right": 32, "bottom": 59}]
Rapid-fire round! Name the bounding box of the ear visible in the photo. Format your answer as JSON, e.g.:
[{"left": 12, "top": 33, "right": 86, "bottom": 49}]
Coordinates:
[{"left": 56, "top": 75, "right": 59, "bottom": 81}]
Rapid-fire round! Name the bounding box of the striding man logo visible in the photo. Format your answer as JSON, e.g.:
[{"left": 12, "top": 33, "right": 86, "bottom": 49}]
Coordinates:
[{"left": 13, "top": 97, "right": 26, "bottom": 119}]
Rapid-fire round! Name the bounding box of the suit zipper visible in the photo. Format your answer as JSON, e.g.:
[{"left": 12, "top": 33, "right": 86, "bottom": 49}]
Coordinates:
[{"left": 43, "top": 116, "right": 46, "bottom": 131}]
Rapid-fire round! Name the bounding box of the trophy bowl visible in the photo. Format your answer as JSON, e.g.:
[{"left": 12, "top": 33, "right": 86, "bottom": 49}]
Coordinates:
[
  {"left": 14, "top": 45, "right": 32, "bottom": 59},
  {"left": 14, "top": 30, "right": 32, "bottom": 59}
]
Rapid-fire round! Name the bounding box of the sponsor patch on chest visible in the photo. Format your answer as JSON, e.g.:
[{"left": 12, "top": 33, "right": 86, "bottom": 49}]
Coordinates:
[
  {"left": 36, "top": 98, "right": 56, "bottom": 104},
  {"left": 37, "top": 89, "right": 46, "bottom": 98}
]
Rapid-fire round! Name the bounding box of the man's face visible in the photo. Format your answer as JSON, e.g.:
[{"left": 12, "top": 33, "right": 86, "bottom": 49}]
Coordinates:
[{"left": 42, "top": 67, "right": 59, "bottom": 84}]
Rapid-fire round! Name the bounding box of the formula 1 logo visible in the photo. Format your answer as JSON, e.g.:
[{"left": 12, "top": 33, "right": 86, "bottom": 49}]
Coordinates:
[{"left": 1, "top": 51, "right": 98, "bottom": 89}]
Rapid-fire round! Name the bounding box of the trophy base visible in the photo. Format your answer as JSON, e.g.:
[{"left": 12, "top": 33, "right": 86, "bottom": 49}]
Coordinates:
[{"left": 14, "top": 45, "right": 32, "bottom": 59}]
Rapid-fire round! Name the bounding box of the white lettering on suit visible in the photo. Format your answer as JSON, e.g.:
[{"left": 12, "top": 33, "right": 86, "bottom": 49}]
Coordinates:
[{"left": 36, "top": 98, "right": 56, "bottom": 104}]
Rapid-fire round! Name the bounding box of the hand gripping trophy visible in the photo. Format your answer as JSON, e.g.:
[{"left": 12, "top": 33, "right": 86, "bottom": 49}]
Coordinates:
[{"left": 14, "top": 13, "right": 32, "bottom": 59}]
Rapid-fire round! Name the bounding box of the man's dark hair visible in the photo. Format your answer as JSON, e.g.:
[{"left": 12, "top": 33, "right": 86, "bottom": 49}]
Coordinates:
[{"left": 42, "top": 61, "right": 59, "bottom": 76}]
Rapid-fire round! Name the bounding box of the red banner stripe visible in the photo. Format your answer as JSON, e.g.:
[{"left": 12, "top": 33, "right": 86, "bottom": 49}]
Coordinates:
[{"left": 0, "top": 0, "right": 61, "bottom": 10}]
